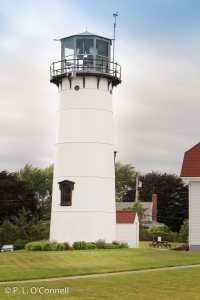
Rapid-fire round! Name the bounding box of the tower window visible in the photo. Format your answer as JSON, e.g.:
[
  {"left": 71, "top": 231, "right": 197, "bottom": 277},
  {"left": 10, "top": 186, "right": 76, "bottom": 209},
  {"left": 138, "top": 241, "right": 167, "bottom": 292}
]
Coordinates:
[{"left": 58, "top": 180, "right": 75, "bottom": 206}]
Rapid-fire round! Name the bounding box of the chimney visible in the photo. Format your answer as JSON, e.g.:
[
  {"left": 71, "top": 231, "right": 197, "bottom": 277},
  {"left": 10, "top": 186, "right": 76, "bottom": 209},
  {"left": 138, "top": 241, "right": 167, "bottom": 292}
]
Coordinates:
[{"left": 152, "top": 193, "right": 158, "bottom": 223}]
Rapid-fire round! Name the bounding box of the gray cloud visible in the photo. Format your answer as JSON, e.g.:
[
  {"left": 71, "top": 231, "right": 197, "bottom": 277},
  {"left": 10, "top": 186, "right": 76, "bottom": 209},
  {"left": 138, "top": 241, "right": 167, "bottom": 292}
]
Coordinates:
[{"left": 114, "top": 41, "right": 200, "bottom": 174}]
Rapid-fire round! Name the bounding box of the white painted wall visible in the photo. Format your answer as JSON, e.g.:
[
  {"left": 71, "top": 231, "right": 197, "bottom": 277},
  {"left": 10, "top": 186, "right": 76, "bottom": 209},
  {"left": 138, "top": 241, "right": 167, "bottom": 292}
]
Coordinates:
[
  {"left": 182, "top": 177, "right": 200, "bottom": 250},
  {"left": 189, "top": 180, "right": 200, "bottom": 250},
  {"left": 116, "top": 215, "right": 139, "bottom": 248},
  {"left": 50, "top": 76, "right": 116, "bottom": 243}
]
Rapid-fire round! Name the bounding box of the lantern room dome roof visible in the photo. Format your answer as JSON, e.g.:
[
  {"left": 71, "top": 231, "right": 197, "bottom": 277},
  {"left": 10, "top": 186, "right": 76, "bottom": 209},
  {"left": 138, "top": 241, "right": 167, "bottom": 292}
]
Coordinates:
[
  {"left": 60, "top": 31, "right": 112, "bottom": 42},
  {"left": 77, "top": 31, "right": 96, "bottom": 36}
]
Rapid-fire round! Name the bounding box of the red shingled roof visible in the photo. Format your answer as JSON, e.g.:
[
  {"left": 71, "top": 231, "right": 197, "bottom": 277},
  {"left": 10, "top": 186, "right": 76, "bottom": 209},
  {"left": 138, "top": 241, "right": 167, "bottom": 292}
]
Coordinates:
[
  {"left": 181, "top": 142, "right": 200, "bottom": 177},
  {"left": 116, "top": 211, "right": 136, "bottom": 224}
]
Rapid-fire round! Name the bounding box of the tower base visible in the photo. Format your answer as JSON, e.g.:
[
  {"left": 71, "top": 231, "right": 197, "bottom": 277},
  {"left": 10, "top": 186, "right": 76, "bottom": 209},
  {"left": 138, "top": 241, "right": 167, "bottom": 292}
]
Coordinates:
[{"left": 50, "top": 210, "right": 116, "bottom": 244}]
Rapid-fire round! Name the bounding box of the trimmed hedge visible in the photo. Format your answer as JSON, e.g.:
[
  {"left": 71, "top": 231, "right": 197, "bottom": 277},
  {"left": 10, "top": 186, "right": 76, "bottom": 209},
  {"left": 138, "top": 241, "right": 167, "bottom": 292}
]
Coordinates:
[
  {"left": 26, "top": 240, "right": 129, "bottom": 251},
  {"left": 73, "top": 241, "right": 87, "bottom": 250},
  {"left": 26, "top": 241, "right": 66, "bottom": 251},
  {"left": 73, "top": 240, "right": 128, "bottom": 250},
  {"left": 104, "top": 243, "right": 117, "bottom": 249},
  {"left": 95, "top": 239, "right": 106, "bottom": 249},
  {"left": 84, "top": 242, "right": 97, "bottom": 249},
  {"left": 14, "top": 239, "right": 29, "bottom": 250}
]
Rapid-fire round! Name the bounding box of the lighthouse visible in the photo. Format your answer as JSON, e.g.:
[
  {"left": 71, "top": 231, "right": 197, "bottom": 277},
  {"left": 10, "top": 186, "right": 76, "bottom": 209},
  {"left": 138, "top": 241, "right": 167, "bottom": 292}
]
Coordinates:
[{"left": 50, "top": 31, "right": 121, "bottom": 244}]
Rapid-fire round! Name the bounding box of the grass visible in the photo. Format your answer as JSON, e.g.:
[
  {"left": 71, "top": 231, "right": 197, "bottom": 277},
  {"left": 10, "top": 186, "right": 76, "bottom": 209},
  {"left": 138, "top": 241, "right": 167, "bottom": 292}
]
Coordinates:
[
  {"left": 0, "top": 248, "right": 200, "bottom": 282},
  {"left": 1, "top": 266, "right": 200, "bottom": 299}
]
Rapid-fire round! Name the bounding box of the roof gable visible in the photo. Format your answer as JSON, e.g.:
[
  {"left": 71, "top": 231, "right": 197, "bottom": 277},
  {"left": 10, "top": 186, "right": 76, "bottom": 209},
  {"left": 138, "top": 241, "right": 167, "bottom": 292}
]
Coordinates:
[
  {"left": 181, "top": 142, "right": 200, "bottom": 177},
  {"left": 116, "top": 211, "right": 136, "bottom": 224}
]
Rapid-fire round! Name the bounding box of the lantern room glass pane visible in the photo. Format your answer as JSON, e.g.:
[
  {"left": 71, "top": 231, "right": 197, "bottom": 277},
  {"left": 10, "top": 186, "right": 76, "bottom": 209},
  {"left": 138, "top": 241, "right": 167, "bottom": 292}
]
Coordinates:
[
  {"left": 76, "top": 38, "right": 94, "bottom": 56},
  {"left": 96, "top": 39, "right": 109, "bottom": 58},
  {"left": 65, "top": 48, "right": 74, "bottom": 57}
]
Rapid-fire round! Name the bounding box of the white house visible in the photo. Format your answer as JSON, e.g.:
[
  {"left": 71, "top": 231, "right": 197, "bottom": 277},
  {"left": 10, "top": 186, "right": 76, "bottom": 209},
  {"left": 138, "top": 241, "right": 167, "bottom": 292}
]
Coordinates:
[
  {"left": 116, "top": 211, "right": 139, "bottom": 248},
  {"left": 116, "top": 193, "right": 158, "bottom": 227},
  {"left": 181, "top": 142, "right": 200, "bottom": 250}
]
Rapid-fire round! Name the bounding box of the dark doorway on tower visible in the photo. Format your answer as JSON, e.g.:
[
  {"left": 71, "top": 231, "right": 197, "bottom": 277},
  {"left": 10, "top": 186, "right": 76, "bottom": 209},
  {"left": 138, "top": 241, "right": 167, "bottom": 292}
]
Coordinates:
[{"left": 58, "top": 180, "right": 75, "bottom": 206}]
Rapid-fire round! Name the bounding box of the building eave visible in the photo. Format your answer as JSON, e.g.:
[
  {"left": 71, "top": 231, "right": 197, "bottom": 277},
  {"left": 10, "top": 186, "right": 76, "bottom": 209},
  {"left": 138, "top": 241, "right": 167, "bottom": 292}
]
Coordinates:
[{"left": 181, "top": 177, "right": 200, "bottom": 184}]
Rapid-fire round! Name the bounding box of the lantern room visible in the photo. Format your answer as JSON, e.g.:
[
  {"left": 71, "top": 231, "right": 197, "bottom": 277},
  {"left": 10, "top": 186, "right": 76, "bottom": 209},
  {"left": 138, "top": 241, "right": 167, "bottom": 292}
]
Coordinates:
[
  {"left": 50, "top": 31, "right": 121, "bottom": 86},
  {"left": 61, "top": 31, "right": 111, "bottom": 62}
]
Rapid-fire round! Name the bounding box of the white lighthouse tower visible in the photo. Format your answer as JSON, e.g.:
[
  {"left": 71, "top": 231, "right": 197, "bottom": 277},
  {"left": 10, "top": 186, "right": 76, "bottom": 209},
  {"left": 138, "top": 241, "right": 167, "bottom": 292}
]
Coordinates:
[{"left": 50, "top": 30, "right": 121, "bottom": 244}]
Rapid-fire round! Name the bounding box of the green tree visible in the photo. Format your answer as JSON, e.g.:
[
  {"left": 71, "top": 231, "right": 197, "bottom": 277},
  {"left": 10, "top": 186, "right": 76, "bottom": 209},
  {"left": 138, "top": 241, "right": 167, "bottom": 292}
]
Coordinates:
[
  {"left": 132, "top": 201, "right": 145, "bottom": 221},
  {"left": 17, "top": 164, "right": 53, "bottom": 200},
  {"left": 11, "top": 208, "right": 37, "bottom": 240},
  {"left": 115, "top": 162, "right": 136, "bottom": 201},
  {"left": 0, "top": 220, "right": 20, "bottom": 243},
  {"left": 148, "top": 224, "right": 170, "bottom": 235},
  {"left": 139, "top": 172, "right": 188, "bottom": 231},
  {"left": 179, "top": 219, "right": 189, "bottom": 242},
  {"left": 0, "top": 209, "right": 50, "bottom": 243},
  {"left": 17, "top": 164, "right": 53, "bottom": 220},
  {"left": 0, "top": 171, "right": 37, "bottom": 224}
]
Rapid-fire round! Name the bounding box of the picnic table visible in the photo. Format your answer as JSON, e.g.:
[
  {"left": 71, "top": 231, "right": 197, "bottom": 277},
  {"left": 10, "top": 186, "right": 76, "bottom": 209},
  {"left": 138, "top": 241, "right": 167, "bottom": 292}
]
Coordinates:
[{"left": 149, "top": 238, "right": 171, "bottom": 249}]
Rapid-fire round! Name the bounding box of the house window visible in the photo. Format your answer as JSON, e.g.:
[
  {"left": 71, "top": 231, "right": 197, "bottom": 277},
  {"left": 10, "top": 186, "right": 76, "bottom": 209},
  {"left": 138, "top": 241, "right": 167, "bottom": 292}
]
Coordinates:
[{"left": 58, "top": 180, "right": 75, "bottom": 206}]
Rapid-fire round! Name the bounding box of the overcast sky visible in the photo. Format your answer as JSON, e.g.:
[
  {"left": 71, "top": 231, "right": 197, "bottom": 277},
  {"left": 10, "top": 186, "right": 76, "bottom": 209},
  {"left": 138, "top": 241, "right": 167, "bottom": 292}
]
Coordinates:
[{"left": 0, "top": 0, "right": 199, "bottom": 175}]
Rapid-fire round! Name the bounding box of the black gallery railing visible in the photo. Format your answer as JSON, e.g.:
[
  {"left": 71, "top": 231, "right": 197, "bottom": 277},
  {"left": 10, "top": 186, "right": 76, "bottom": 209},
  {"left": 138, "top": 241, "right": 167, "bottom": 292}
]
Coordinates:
[{"left": 50, "top": 57, "right": 121, "bottom": 81}]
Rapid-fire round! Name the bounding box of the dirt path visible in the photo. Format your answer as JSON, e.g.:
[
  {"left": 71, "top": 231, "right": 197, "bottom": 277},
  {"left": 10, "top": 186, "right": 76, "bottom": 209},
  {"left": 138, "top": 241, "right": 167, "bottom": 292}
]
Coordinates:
[{"left": 1, "top": 264, "right": 200, "bottom": 285}]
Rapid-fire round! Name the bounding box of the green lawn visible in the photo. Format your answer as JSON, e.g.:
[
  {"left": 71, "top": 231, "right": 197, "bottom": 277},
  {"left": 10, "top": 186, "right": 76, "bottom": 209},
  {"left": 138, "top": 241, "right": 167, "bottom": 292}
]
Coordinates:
[
  {"left": 1, "top": 266, "right": 200, "bottom": 299},
  {"left": 0, "top": 248, "right": 200, "bottom": 282}
]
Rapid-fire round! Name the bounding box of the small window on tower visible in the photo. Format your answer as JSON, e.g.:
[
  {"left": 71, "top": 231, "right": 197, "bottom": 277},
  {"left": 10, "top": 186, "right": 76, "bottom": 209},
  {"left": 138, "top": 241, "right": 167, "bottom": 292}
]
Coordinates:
[{"left": 58, "top": 180, "right": 75, "bottom": 206}]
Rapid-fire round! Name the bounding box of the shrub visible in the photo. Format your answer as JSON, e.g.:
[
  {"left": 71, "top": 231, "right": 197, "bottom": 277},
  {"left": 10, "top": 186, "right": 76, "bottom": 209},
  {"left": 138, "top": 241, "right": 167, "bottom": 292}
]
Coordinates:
[
  {"left": 14, "top": 239, "right": 29, "bottom": 250},
  {"left": 167, "top": 231, "right": 179, "bottom": 242},
  {"left": 73, "top": 241, "right": 87, "bottom": 250},
  {"left": 140, "top": 228, "right": 153, "bottom": 241},
  {"left": 42, "top": 242, "right": 52, "bottom": 251},
  {"left": 25, "top": 242, "right": 31, "bottom": 251},
  {"left": 64, "top": 242, "right": 72, "bottom": 250},
  {"left": 148, "top": 224, "right": 170, "bottom": 235},
  {"left": 179, "top": 220, "right": 189, "bottom": 243},
  {"left": 26, "top": 241, "right": 66, "bottom": 251},
  {"left": 49, "top": 242, "right": 58, "bottom": 251},
  {"left": 105, "top": 242, "right": 129, "bottom": 249},
  {"left": 26, "top": 241, "right": 43, "bottom": 251},
  {"left": 31, "top": 242, "right": 43, "bottom": 251},
  {"left": 118, "top": 242, "right": 129, "bottom": 249},
  {"left": 25, "top": 239, "right": 128, "bottom": 251},
  {"left": 95, "top": 239, "right": 106, "bottom": 249},
  {"left": 112, "top": 241, "right": 120, "bottom": 246},
  {"left": 86, "top": 242, "right": 97, "bottom": 249},
  {"left": 104, "top": 243, "right": 117, "bottom": 249},
  {"left": 147, "top": 225, "right": 179, "bottom": 242},
  {"left": 56, "top": 243, "right": 65, "bottom": 251}
]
